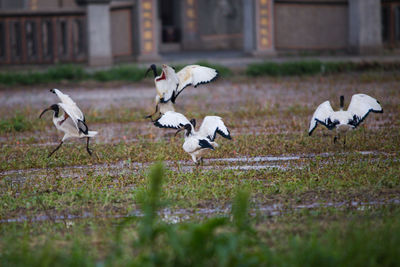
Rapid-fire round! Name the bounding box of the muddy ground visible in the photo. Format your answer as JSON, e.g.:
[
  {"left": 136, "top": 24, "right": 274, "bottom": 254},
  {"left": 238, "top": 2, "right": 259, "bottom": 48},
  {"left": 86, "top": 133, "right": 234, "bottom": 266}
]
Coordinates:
[{"left": 0, "top": 73, "right": 399, "bottom": 222}]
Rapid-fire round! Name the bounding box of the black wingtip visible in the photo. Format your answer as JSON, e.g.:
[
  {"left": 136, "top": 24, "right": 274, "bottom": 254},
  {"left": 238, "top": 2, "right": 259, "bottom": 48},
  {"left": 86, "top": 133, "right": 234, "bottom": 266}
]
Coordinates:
[
  {"left": 153, "top": 120, "right": 164, "bottom": 129},
  {"left": 216, "top": 128, "right": 231, "bottom": 140},
  {"left": 50, "top": 89, "right": 55, "bottom": 93}
]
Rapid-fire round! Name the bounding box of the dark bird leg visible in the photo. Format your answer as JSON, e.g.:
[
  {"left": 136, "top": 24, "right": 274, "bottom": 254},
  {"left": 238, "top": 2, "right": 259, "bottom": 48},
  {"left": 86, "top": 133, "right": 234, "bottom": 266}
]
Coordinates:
[
  {"left": 200, "top": 158, "right": 204, "bottom": 166},
  {"left": 86, "top": 137, "right": 93, "bottom": 155},
  {"left": 343, "top": 135, "right": 346, "bottom": 149},
  {"left": 333, "top": 136, "right": 338, "bottom": 144},
  {"left": 48, "top": 141, "right": 63, "bottom": 158},
  {"left": 145, "top": 105, "right": 159, "bottom": 121}
]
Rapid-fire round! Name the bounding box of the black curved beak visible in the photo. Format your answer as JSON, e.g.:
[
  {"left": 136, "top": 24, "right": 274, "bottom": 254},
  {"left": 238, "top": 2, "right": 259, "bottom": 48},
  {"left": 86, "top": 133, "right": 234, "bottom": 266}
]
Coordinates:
[
  {"left": 174, "top": 128, "right": 183, "bottom": 137},
  {"left": 39, "top": 107, "right": 51, "bottom": 119},
  {"left": 145, "top": 64, "right": 157, "bottom": 78}
]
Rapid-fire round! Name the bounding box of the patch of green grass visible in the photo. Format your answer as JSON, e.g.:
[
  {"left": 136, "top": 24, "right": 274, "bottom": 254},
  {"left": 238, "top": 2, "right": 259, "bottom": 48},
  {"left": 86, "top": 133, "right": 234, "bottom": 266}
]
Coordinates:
[
  {"left": 0, "top": 113, "right": 32, "bottom": 133},
  {"left": 1, "top": 150, "right": 399, "bottom": 219},
  {"left": 92, "top": 65, "right": 147, "bottom": 82},
  {"left": 0, "top": 61, "right": 231, "bottom": 86},
  {"left": 0, "top": 64, "right": 88, "bottom": 86},
  {"left": 246, "top": 60, "right": 400, "bottom": 77},
  {"left": 0, "top": 64, "right": 146, "bottom": 86},
  {"left": 1, "top": 163, "right": 400, "bottom": 266}
]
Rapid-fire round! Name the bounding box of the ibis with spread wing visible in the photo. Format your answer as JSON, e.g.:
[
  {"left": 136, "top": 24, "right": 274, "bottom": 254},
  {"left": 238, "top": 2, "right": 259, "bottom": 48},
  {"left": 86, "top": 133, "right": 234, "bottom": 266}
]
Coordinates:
[
  {"left": 145, "top": 64, "right": 219, "bottom": 120},
  {"left": 154, "top": 111, "right": 231, "bottom": 164},
  {"left": 39, "top": 89, "right": 98, "bottom": 157},
  {"left": 309, "top": 94, "right": 383, "bottom": 145}
]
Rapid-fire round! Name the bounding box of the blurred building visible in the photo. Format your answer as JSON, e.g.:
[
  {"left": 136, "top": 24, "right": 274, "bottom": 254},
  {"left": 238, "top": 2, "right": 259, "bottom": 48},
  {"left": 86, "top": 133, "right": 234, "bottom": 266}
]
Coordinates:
[{"left": 0, "top": 0, "right": 396, "bottom": 66}]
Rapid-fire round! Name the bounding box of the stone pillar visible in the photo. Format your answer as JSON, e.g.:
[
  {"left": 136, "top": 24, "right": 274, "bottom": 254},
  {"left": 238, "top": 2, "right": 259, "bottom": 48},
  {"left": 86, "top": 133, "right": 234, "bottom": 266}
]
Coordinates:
[
  {"left": 181, "top": 0, "right": 200, "bottom": 50},
  {"left": 132, "top": 0, "right": 160, "bottom": 61},
  {"left": 82, "top": 0, "right": 113, "bottom": 66},
  {"left": 348, "top": 0, "right": 382, "bottom": 54},
  {"left": 243, "top": 0, "right": 275, "bottom": 56}
]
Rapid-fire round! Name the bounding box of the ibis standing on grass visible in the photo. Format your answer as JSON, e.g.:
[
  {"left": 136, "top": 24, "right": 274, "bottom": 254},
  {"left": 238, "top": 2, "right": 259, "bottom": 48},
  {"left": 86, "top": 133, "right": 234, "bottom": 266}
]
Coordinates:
[
  {"left": 39, "top": 89, "right": 98, "bottom": 157},
  {"left": 308, "top": 94, "right": 383, "bottom": 146},
  {"left": 153, "top": 111, "right": 231, "bottom": 164},
  {"left": 145, "top": 64, "right": 219, "bottom": 120}
]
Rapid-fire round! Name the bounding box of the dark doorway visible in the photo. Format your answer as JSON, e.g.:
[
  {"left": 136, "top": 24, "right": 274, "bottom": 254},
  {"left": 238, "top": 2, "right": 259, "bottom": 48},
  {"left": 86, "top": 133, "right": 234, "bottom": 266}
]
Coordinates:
[
  {"left": 382, "top": 0, "right": 400, "bottom": 49},
  {"left": 158, "top": 0, "right": 181, "bottom": 52}
]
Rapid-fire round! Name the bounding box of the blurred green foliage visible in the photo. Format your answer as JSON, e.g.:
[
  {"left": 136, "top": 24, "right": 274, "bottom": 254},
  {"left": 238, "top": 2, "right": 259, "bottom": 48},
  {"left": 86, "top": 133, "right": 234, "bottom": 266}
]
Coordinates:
[
  {"left": 0, "top": 61, "right": 233, "bottom": 86},
  {"left": 246, "top": 60, "right": 400, "bottom": 76}
]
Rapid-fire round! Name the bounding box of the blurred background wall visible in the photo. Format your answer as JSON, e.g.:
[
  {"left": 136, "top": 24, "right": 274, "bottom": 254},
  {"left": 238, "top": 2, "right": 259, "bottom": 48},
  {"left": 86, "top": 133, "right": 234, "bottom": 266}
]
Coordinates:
[{"left": 0, "top": 0, "right": 396, "bottom": 66}]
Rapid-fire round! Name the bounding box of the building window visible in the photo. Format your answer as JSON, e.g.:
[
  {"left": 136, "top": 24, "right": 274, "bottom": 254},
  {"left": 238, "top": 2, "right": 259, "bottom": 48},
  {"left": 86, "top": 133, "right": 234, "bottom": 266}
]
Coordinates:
[
  {"left": 26, "top": 21, "right": 37, "bottom": 58},
  {"left": 42, "top": 20, "right": 53, "bottom": 58},
  {"left": 73, "top": 19, "right": 85, "bottom": 56},
  {"left": 0, "top": 22, "right": 5, "bottom": 58},
  {"left": 382, "top": 6, "right": 390, "bottom": 42},
  {"left": 396, "top": 6, "right": 400, "bottom": 42},
  {"left": 59, "top": 20, "right": 68, "bottom": 56},
  {"left": 10, "top": 21, "right": 22, "bottom": 59}
]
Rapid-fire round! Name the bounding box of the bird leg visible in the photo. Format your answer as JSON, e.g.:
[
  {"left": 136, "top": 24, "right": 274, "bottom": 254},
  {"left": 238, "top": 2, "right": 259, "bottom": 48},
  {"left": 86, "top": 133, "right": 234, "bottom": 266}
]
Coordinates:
[
  {"left": 343, "top": 135, "right": 346, "bottom": 149},
  {"left": 86, "top": 137, "right": 93, "bottom": 156},
  {"left": 145, "top": 105, "right": 159, "bottom": 121},
  {"left": 199, "top": 158, "right": 204, "bottom": 166},
  {"left": 333, "top": 136, "right": 338, "bottom": 144},
  {"left": 48, "top": 141, "right": 63, "bottom": 158}
]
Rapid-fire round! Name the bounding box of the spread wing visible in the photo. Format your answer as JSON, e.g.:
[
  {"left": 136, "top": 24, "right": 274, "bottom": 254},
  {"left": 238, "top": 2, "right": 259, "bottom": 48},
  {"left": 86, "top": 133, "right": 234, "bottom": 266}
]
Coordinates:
[
  {"left": 51, "top": 89, "right": 84, "bottom": 120},
  {"left": 172, "top": 65, "right": 218, "bottom": 102},
  {"left": 155, "top": 66, "right": 179, "bottom": 103},
  {"left": 198, "top": 116, "right": 231, "bottom": 141},
  {"left": 347, "top": 94, "right": 383, "bottom": 127},
  {"left": 308, "top": 101, "right": 337, "bottom": 135},
  {"left": 153, "top": 111, "right": 191, "bottom": 129},
  {"left": 51, "top": 89, "right": 87, "bottom": 134}
]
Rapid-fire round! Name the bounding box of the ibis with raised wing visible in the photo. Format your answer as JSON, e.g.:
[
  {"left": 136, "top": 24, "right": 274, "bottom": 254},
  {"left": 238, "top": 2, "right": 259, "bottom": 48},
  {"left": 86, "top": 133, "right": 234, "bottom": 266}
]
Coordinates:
[
  {"left": 308, "top": 94, "right": 383, "bottom": 145},
  {"left": 145, "top": 64, "right": 219, "bottom": 120},
  {"left": 39, "top": 89, "right": 98, "bottom": 157},
  {"left": 154, "top": 111, "right": 231, "bottom": 164}
]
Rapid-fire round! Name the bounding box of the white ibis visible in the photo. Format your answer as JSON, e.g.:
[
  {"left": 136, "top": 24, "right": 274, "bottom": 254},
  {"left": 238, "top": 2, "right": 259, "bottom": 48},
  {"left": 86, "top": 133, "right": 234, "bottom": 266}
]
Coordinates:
[
  {"left": 154, "top": 111, "right": 231, "bottom": 164},
  {"left": 309, "top": 94, "right": 383, "bottom": 145},
  {"left": 39, "top": 89, "right": 98, "bottom": 157},
  {"left": 145, "top": 64, "right": 219, "bottom": 120}
]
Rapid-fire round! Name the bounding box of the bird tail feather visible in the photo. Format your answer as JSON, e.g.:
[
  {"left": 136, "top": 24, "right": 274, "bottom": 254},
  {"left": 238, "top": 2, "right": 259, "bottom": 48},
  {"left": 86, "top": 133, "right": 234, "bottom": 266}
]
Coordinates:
[{"left": 86, "top": 131, "right": 98, "bottom": 137}]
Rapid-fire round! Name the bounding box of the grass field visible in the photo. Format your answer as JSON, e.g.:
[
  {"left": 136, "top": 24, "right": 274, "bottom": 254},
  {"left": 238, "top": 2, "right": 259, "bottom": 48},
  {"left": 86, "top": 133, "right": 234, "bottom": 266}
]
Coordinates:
[{"left": 0, "top": 71, "right": 399, "bottom": 266}]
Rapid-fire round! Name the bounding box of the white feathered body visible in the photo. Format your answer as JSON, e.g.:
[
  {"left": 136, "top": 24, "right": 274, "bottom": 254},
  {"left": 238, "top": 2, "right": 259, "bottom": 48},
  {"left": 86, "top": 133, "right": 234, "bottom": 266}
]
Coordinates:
[
  {"left": 154, "top": 111, "right": 230, "bottom": 163},
  {"left": 50, "top": 89, "right": 98, "bottom": 141},
  {"left": 52, "top": 112, "right": 97, "bottom": 141},
  {"left": 308, "top": 94, "right": 383, "bottom": 136},
  {"left": 329, "top": 111, "right": 355, "bottom": 134},
  {"left": 182, "top": 136, "right": 214, "bottom": 163}
]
